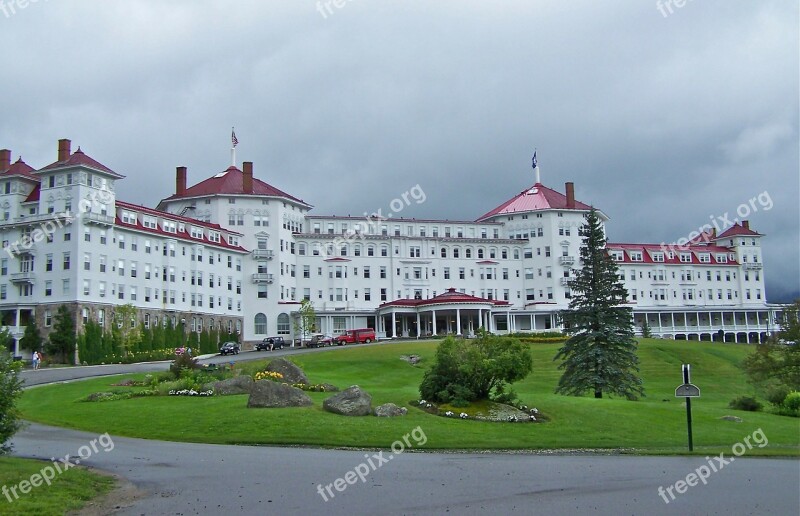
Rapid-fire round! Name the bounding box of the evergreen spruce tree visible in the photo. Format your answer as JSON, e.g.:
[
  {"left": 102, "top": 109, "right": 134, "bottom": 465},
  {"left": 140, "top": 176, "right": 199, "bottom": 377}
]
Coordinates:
[
  {"left": 47, "top": 305, "right": 77, "bottom": 364},
  {"left": 19, "top": 322, "right": 42, "bottom": 352},
  {"left": 554, "top": 208, "right": 644, "bottom": 400}
]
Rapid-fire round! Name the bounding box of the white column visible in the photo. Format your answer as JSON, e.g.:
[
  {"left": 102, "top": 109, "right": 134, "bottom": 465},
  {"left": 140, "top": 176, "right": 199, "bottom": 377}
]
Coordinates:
[
  {"left": 432, "top": 309, "right": 437, "bottom": 336},
  {"left": 391, "top": 311, "right": 397, "bottom": 338},
  {"left": 416, "top": 313, "right": 421, "bottom": 338},
  {"left": 489, "top": 311, "right": 495, "bottom": 333},
  {"left": 456, "top": 309, "right": 462, "bottom": 336}
]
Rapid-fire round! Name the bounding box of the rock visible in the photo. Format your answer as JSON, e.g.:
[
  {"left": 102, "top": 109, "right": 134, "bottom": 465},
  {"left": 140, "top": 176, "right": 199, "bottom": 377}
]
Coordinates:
[
  {"left": 374, "top": 403, "right": 407, "bottom": 417},
  {"left": 319, "top": 383, "right": 339, "bottom": 392},
  {"left": 209, "top": 376, "right": 254, "bottom": 395},
  {"left": 721, "top": 415, "right": 743, "bottom": 422},
  {"left": 400, "top": 355, "right": 421, "bottom": 365},
  {"left": 323, "top": 385, "right": 372, "bottom": 416},
  {"left": 247, "top": 380, "right": 313, "bottom": 408},
  {"left": 266, "top": 358, "right": 309, "bottom": 385}
]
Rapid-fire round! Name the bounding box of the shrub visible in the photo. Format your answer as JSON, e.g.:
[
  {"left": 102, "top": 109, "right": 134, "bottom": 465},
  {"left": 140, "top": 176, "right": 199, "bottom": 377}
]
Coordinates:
[
  {"left": 728, "top": 396, "right": 763, "bottom": 412},
  {"left": 420, "top": 331, "right": 532, "bottom": 404},
  {"left": 783, "top": 392, "right": 800, "bottom": 413},
  {"left": 0, "top": 350, "right": 24, "bottom": 454},
  {"left": 169, "top": 353, "right": 200, "bottom": 379},
  {"left": 765, "top": 385, "right": 792, "bottom": 407}
]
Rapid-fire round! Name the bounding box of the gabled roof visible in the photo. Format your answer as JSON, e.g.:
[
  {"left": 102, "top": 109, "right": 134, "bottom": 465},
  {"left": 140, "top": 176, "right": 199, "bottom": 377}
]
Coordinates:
[
  {"left": 39, "top": 147, "right": 123, "bottom": 178},
  {"left": 379, "top": 288, "right": 510, "bottom": 309},
  {"left": 476, "top": 183, "right": 593, "bottom": 221},
  {"left": 163, "top": 166, "right": 310, "bottom": 207},
  {"left": 1, "top": 158, "right": 38, "bottom": 181},
  {"left": 23, "top": 184, "right": 40, "bottom": 203},
  {"left": 716, "top": 223, "right": 762, "bottom": 239},
  {"left": 606, "top": 242, "right": 739, "bottom": 266}
]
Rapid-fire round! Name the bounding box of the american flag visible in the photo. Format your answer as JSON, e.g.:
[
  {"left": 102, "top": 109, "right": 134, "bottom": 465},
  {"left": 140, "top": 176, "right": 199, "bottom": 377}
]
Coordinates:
[
  {"left": 231, "top": 128, "right": 239, "bottom": 148},
  {"left": 532, "top": 150, "right": 537, "bottom": 169}
]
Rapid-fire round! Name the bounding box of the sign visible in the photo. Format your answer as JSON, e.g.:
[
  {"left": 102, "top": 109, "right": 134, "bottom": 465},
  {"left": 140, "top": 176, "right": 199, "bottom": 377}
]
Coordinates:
[{"left": 675, "top": 383, "right": 700, "bottom": 398}]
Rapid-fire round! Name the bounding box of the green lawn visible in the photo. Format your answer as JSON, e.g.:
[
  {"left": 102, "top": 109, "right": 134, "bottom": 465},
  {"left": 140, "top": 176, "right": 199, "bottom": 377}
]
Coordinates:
[
  {"left": 0, "top": 457, "right": 115, "bottom": 516},
  {"left": 18, "top": 339, "right": 800, "bottom": 455}
]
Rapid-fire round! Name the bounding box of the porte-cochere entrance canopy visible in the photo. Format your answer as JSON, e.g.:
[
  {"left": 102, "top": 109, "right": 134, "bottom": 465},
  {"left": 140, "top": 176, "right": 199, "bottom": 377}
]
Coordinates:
[{"left": 377, "top": 288, "right": 510, "bottom": 337}]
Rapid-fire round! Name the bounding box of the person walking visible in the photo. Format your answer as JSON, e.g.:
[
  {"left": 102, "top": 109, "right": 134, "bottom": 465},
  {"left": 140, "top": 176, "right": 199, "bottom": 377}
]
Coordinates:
[{"left": 32, "top": 351, "right": 40, "bottom": 370}]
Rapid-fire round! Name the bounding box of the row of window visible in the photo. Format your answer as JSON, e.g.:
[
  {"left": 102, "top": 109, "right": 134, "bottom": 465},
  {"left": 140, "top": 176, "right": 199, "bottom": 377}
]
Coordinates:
[{"left": 309, "top": 222, "right": 502, "bottom": 239}]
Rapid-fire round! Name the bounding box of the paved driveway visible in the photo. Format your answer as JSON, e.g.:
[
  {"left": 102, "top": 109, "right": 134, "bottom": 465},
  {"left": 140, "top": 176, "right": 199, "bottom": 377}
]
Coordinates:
[{"left": 11, "top": 346, "right": 800, "bottom": 515}]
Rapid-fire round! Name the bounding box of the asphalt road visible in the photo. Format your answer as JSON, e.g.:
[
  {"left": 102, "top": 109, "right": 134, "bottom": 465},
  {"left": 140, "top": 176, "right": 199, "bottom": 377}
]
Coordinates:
[{"left": 10, "top": 346, "right": 800, "bottom": 515}]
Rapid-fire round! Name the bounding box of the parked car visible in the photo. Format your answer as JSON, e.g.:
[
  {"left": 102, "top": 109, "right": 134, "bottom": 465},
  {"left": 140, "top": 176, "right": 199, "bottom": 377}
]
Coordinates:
[
  {"left": 255, "top": 337, "right": 285, "bottom": 351},
  {"left": 337, "top": 328, "right": 376, "bottom": 345},
  {"left": 219, "top": 341, "right": 240, "bottom": 355},
  {"left": 304, "top": 333, "right": 334, "bottom": 348}
]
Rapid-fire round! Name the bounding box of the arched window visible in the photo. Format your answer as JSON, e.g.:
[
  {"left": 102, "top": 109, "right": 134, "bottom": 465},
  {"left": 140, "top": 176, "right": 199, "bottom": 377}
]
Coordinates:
[
  {"left": 440, "top": 247, "right": 447, "bottom": 258},
  {"left": 477, "top": 248, "right": 484, "bottom": 259},
  {"left": 254, "top": 313, "right": 267, "bottom": 334},
  {"left": 453, "top": 247, "right": 460, "bottom": 258},
  {"left": 367, "top": 245, "right": 376, "bottom": 256},
  {"left": 465, "top": 247, "right": 473, "bottom": 259},
  {"left": 277, "top": 313, "right": 290, "bottom": 335}
]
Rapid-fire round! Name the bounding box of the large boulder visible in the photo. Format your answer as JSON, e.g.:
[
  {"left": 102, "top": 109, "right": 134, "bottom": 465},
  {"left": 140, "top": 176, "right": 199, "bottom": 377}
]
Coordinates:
[
  {"left": 265, "top": 358, "right": 309, "bottom": 385},
  {"left": 247, "top": 380, "right": 313, "bottom": 408},
  {"left": 323, "top": 385, "right": 372, "bottom": 416},
  {"left": 207, "top": 376, "right": 254, "bottom": 395},
  {"left": 374, "top": 403, "right": 407, "bottom": 417}
]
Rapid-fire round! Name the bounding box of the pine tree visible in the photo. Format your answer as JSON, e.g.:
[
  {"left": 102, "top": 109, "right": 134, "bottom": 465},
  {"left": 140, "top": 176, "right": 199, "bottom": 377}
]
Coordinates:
[
  {"left": 47, "top": 305, "right": 76, "bottom": 364},
  {"left": 554, "top": 208, "right": 644, "bottom": 400},
  {"left": 19, "top": 322, "right": 42, "bottom": 352}
]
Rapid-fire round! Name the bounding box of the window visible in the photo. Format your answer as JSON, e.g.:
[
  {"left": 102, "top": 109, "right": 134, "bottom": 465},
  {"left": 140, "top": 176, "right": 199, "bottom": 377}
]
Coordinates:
[
  {"left": 62, "top": 252, "right": 70, "bottom": 270},
  {"left": 277, "top": 313, "right": 290, "bottom": 335},
  {"left": 254, "top": 313, "right": 267, "bottom": 334}
]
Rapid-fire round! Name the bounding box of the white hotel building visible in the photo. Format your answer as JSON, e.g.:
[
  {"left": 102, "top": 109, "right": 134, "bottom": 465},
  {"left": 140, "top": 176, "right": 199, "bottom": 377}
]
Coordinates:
[{"left": 0, "top": 139, "right": 783, "bottom": 358}]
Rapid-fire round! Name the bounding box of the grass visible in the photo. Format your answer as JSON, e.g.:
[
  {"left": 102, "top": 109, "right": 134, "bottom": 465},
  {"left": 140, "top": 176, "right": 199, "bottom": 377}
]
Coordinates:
[
  {"left": 0, "top": 457, "right": 115, "bottom": 516},
  {"left": 18, "top": 339, "right": 800, "bottom": 455}
]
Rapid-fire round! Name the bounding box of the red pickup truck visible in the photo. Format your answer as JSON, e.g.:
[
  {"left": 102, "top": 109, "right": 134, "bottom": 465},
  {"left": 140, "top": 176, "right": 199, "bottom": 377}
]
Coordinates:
[{"left": 337, "top": 328, "right": 376, "bottom": 345}]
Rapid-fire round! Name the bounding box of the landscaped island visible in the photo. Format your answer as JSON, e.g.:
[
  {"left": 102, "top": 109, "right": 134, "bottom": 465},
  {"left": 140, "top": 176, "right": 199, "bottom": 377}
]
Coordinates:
[{"left": 18, "top": 340, "right": 800, "bottom": 455}]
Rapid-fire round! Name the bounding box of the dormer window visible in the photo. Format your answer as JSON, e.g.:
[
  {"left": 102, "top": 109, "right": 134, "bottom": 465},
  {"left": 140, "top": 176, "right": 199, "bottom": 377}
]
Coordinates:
[
  {"left": 121, "top": 211, "right": 137, "bottom": 224},
  {"left": 629, "top": 251, "right": 643, "bottom": 262},
  {"left": 652, "top": 252, "right": 664, "bottom": 262},
  {"left": 698, "top": 253, "right": 711, "bottom": 263},
  {"left": 609, "top": 250, "right": 624, "bottom": 261},
  {"left": 142, "top": 216, "right": 157, "bottom": 229},
  {"left": 190, "top": 226, "right": 204, "bottom": 239},
  {"left": 716, "top": 254, "right": 727, "bottom": 263},
  {"left": 680, "top": 253, "right": 692, "bottom": 263}
]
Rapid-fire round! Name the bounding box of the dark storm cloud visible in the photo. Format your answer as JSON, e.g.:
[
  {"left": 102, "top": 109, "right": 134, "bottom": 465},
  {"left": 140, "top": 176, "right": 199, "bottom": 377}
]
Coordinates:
[{"left": 1, "top": 0, "right": 797, "bottom": 300}]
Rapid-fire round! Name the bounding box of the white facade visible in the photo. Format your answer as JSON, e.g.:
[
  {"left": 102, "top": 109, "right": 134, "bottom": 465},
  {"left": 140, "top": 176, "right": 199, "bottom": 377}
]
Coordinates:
[{"left": 0, "top": 139, "right": 782, "bottom": 358}]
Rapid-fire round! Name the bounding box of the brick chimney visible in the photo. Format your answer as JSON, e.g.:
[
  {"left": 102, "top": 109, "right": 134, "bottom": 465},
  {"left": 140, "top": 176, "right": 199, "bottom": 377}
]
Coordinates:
[
  {"left": 58, "top": 139, "right": 71, "bottom": 162},
  {"left": 742, "top": 220, "right": 749, "bottom": 230},
  {"left": 565, "top": 182, "right": 575, "bottom": 209},
  {"left": 0, "top": 149, "right": 10, "bottom": 173},
  {"left": 176, "top": 166, "right": 187, "bottom": 196},
  {"left": 242, "top": 161, "right": 253, "bottom": 194}
]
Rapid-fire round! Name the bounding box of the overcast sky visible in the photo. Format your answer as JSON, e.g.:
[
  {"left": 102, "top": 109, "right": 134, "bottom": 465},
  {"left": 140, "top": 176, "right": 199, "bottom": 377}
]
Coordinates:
[{"left": 2, "top": 0, "right": 798, "bottom": 301}]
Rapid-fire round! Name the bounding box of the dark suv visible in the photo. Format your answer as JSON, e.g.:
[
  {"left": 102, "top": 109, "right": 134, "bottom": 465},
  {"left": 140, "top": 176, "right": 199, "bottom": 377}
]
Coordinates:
[
  {"left": 255, "top": 337, "right": 285, "bottom": 351},
  {"left": 219, "top": 341, "right": 240, "bottom": 355}
]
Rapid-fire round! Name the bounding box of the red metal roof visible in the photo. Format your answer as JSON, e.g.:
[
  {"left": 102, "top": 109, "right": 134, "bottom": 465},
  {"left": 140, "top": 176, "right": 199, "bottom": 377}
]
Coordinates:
[
  {"left": 2, "top": 158, "right": 38, "bottom": 181},
  {"left": 716, "top": 223, "right": 762, "bottom": 239},
  {"left": 379, "top": 288, "right": 510, "bottom": 309},
  {"left": 113, "top": 210, "right": 248, "bottom": 253},
  {"left": 163, "top": 166, "right": 310, "bottom": 206},
  {"left": 23, "top": 183, "right": 40, "bottom": 203},
  {"left": 39, "top": 148, "right": 123, "bottom": 178},
  {"left": 115, "top": 200, "right": 238, "bottom": 234},
  {"left": 476, "top": 183, "right": 592, "bottom": 221},
  {"left": 606, "top": 242, "right": 739, "bottom": 266}
]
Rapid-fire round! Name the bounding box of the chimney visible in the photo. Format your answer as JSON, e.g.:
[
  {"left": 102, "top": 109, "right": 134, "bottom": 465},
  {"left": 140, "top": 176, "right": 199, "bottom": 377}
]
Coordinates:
[
  {"left": 565, "top": 182, "right": 575, "bottom": 209},
  {"left": 711, "top": 228, "right": 716, "bottom": 238},
  {"left": 176, "top": 166, "right": 187, "bottom": 196},
  {"left": 242, "top": 161, "right": 253, "bottom": 194},
  {"left": 742, "top": 220, "right": 749, "bottom": 230},
  {"left": 0, "top": 149, "right": 10, "bottom": 173},
  {"left": 58, "top": 139, "right": 71, "bottom": 162}
]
